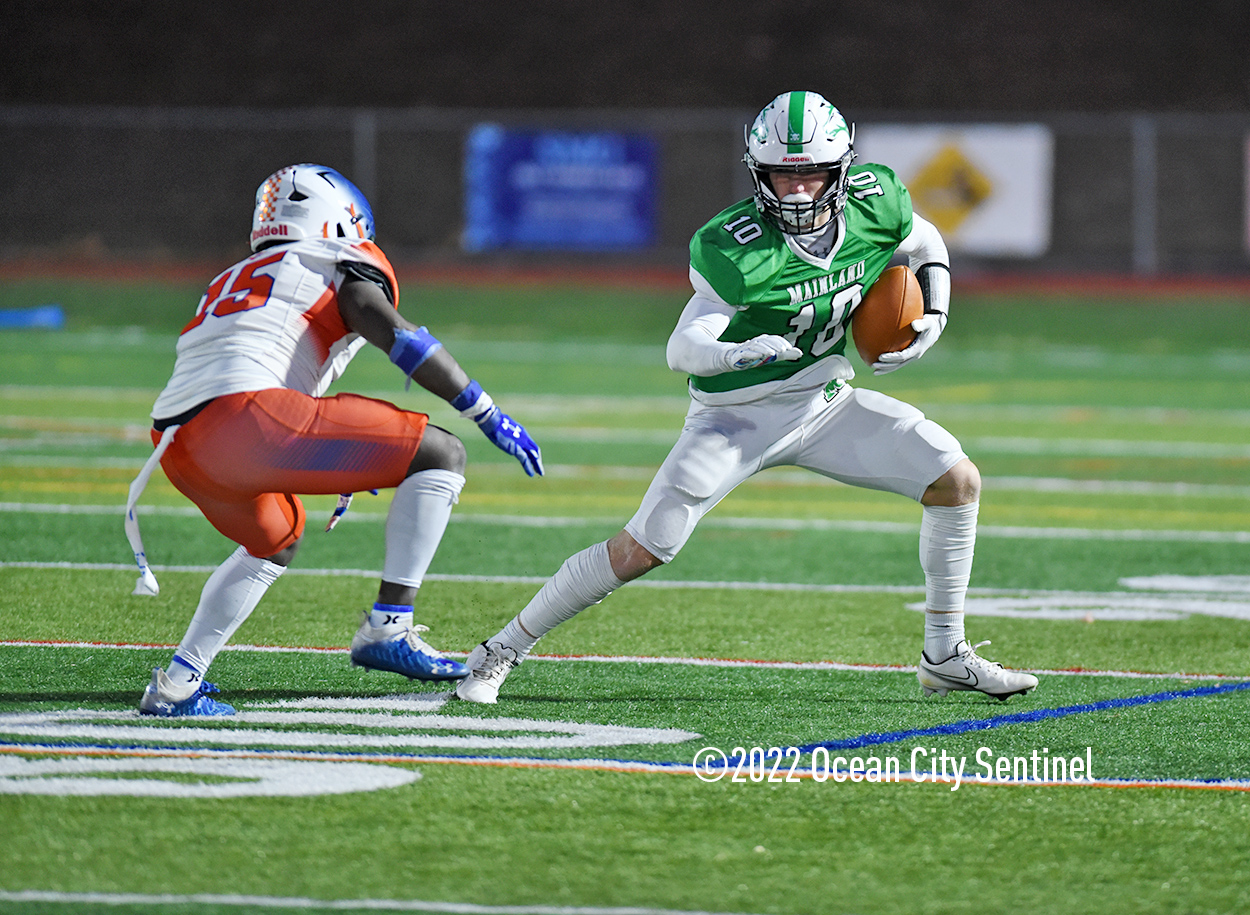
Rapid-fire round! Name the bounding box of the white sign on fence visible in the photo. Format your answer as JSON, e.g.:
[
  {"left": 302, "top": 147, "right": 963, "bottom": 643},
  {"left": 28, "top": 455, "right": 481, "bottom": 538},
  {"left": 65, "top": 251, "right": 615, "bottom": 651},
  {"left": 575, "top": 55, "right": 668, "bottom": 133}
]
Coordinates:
[{"left": 855, "top": 123, "right": 1054, "bottom": 258}]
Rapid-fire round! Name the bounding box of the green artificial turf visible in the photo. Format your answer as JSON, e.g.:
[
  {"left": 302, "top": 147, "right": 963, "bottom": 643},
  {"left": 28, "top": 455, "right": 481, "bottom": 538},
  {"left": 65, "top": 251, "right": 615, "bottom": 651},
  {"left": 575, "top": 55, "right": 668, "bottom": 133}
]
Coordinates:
[{"left": 1, "top": 275, "right": 1248, "bottom": 915}]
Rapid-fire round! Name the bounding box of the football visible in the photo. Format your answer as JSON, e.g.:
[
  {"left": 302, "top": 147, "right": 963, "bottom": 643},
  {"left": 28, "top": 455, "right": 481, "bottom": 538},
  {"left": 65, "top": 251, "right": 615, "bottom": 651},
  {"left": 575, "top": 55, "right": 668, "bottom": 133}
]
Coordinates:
[{"left": 851, "top": 266, "right": 923, "bottom": 365}]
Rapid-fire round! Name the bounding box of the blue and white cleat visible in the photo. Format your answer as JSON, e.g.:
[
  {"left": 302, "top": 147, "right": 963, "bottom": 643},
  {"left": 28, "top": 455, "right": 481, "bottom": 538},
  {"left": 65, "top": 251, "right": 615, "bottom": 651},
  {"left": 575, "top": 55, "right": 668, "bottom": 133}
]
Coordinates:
[
  {"left": 349, "top": 616, "right": 468, "bottom": 681},
  {"left": 139, "top": 668, "right": 236, "bottom": 717}
]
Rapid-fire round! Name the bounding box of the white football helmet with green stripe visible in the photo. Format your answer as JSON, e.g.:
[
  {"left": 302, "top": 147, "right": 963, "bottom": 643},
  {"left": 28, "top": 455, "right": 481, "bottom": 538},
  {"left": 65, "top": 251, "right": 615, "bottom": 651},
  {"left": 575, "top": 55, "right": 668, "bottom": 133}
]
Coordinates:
[{"left": 744, "top": 90, "right": 856, "bottom": 235}]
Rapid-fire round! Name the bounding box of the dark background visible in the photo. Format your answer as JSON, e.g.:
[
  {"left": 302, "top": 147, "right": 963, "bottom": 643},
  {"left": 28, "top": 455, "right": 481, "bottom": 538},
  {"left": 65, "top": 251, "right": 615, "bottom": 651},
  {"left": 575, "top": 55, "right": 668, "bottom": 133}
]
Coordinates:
[
  {"left": 3, "top": 1, "right": 1250, "bottom": 275},
  {"left": 6, "top": 0, "right": 1248, "bottom": 113}
]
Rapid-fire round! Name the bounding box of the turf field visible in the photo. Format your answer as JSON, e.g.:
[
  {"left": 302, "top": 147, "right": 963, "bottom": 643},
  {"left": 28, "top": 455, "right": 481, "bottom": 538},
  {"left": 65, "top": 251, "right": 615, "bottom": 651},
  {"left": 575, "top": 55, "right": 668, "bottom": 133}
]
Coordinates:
[{"left": 1, "top": 272, "right": 1249, "bottom": 915}]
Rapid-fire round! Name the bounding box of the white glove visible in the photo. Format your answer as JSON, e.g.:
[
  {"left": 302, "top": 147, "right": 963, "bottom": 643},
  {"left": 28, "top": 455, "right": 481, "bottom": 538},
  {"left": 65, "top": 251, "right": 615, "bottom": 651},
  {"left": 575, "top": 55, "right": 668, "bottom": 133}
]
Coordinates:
[
  {"left": 872, "top": 313, "right": 946, "bottom": 375},
  {"left": 722, "top": 335, "right": 803, "bottom": 372},
  {"left": 876, "top": 262, "right": 951, "bottom": 375}
]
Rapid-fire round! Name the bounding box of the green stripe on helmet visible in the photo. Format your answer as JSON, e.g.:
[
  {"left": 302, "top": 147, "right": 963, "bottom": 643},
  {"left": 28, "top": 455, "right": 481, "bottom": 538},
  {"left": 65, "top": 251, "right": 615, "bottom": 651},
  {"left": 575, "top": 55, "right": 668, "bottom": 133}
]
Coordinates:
[{"left": 786, "top": 91, "right": 806, "bottom": 152}]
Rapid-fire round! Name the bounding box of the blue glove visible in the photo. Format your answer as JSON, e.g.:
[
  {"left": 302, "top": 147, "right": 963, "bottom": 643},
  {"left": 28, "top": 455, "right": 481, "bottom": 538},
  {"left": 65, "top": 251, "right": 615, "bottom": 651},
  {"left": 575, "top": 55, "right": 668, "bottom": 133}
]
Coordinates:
[{"left": 452, "top": 381, "right": 544, "bottom": 477}]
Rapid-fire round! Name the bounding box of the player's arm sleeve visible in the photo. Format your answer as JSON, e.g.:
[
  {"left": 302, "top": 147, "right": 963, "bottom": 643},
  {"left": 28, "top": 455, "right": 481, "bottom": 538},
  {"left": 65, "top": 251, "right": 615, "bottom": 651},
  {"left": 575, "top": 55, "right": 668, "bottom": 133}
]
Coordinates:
[
  {"left": 896, "top": 213, "right": 948, "bottom": 271},
  {"left": 895, "top": 213, "right": 951, "bottom": 318},
  {"left": 665, "top": 289, "right": 738, "bottom": 375}
]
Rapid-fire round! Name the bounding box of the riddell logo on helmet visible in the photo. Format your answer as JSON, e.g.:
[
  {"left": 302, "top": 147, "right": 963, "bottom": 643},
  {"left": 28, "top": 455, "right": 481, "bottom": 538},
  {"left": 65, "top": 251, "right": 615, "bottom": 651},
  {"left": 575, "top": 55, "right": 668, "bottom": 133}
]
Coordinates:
[
  {"left": 781, "top": 156, "right": 813, "bottom": 164},
  {"left": 251, "top": 224, "right": 289, "bottom": 244}
]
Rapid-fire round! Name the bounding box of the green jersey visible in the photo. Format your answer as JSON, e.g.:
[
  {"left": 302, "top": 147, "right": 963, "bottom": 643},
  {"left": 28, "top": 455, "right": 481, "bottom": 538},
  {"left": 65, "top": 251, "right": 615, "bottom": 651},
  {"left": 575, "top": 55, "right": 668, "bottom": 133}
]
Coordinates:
[{"left": 688, "top": 163, "right": 914, "bottom": 394}]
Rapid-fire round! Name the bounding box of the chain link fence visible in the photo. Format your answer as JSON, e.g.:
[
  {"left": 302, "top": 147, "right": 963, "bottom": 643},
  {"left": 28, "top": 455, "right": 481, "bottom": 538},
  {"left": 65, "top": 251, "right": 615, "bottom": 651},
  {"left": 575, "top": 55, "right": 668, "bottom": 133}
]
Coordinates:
[{"left": 2, "top": 105, "right": 1248, "bottom": 275}]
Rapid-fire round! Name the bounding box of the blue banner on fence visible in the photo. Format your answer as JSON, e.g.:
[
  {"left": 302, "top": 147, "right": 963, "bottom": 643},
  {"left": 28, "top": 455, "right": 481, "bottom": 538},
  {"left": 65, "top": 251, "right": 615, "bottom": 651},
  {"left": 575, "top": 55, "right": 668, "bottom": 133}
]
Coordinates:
[{"left": 463, "top": 125, "right": 657, "bottom": 252}]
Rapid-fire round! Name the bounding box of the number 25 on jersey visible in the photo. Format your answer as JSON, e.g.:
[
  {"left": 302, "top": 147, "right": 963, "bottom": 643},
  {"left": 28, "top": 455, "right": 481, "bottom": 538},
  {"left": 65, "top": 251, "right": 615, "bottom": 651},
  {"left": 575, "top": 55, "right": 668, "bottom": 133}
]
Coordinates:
[{"left": 181, "top": 249, "right": 286, "bottom": 335}]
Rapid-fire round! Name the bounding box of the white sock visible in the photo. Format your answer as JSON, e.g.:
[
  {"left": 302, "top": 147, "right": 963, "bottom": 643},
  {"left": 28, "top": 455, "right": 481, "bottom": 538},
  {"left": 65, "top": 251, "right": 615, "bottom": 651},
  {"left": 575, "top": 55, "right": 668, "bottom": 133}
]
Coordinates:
[
  {"left": 172, "top": 545, "right": 286, "bottom": 677},
  {"left": 499, "top": 541, "right": 624, "bottom": 660},
  {"left": 919, "top": 502, "right": 978, "bottom": 660},
  {"left": 164, "top": 657, "right": 204, "bottom": 696},
  {"left": 381, "top": 469, "right": 465, "bottom": 588},
  {"left": 369, "top": 603, "right": 414, "bottom": 629},
  {"left": 498, "top": 618, "right": 540, "bottom": 657}
]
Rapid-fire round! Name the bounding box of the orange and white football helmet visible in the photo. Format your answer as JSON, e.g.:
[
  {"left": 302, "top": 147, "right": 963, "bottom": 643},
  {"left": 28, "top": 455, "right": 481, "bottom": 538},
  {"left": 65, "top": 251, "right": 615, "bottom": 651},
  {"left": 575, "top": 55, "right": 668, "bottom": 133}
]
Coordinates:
[{"left": 250, "top": 164, "right": 375, "bottom": 251}]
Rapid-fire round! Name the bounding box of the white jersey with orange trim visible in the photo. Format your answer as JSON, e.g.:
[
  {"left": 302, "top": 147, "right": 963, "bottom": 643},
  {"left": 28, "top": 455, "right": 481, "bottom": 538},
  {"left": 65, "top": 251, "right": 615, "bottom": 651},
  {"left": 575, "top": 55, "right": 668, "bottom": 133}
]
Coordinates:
[{"left": 151, "top": 238, "right": 399, "bottom": 420}]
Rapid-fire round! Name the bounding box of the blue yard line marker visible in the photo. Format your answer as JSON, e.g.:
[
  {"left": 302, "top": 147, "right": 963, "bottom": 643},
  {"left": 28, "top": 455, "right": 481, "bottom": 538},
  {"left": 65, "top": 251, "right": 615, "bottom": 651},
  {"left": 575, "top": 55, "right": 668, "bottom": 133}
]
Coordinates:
[{"left": 792, "top": 679, "right": 1250, "bottom": 758}]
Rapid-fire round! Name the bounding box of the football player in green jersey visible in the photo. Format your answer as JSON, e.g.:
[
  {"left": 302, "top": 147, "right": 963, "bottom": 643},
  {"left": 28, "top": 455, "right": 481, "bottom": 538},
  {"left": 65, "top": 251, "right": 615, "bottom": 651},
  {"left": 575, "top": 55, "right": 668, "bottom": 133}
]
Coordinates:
[{"left": 458, "top": 91, "right": 1038, "bottom": 704}]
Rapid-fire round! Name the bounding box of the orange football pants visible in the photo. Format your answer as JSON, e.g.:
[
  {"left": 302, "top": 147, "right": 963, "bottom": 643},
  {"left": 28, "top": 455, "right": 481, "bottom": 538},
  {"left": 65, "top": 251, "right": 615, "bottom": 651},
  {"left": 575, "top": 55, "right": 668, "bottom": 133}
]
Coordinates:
[{"left": 154, "top": 389, "right": 428, "bottom": 559}]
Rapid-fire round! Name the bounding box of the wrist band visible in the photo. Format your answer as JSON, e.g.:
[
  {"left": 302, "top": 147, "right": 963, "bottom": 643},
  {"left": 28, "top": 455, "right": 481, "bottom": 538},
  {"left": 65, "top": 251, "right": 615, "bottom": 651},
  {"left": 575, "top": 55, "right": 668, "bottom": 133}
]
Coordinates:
[
  {"left": 451, "top": 379, "right": 484, "bottom": 413},
  {"left": 389, "top": 326, "right": 442, "bottom": 375}
]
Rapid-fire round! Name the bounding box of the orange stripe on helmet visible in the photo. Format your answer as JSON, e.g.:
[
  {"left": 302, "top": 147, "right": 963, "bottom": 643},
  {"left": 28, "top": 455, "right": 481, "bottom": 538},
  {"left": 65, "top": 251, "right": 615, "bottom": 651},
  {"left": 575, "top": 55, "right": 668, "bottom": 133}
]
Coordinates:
[{"left": 350, "top": 204, "right": 367, "bottom": 238}]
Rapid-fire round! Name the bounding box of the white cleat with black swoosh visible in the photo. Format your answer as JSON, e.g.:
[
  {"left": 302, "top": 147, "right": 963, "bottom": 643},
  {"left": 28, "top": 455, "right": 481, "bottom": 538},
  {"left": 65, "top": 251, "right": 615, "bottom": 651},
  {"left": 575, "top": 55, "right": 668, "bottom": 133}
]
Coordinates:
[
  {"left": 455, "top": 641, "right": 520, "bottom": 704},
  {"left": 918, "top": 640, "right": 1038, "bottom": 701}
]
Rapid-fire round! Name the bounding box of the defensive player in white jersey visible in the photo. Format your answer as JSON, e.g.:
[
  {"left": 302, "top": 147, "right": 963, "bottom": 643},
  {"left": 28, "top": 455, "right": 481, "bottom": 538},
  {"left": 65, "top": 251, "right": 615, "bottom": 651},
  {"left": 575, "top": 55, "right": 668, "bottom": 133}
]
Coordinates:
[
  {"left": 128, "top": 164, "right": 543, "bottom": 716},
  {"left": 457, "top": 91, "right": 1038, "bottom": 704}
]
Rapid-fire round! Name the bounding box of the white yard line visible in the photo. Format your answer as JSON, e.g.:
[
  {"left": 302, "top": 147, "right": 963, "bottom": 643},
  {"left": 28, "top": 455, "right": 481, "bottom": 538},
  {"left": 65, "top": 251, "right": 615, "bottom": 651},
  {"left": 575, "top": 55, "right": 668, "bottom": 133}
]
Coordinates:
[
  {"left": 968, "top": 436, "right": 1250, "bottom": 458},
  {"left": 2, "top": 625, "right": 1245, "bottom": 682},
  {"left": 0, "top": 890, "right": 763, "bottom": 915},
  {"left": 5, "top": 420, "right": 1250, "bottom": 459},
  {"left": 3, "top": 500, "right": 1247, "bottom": 541}
]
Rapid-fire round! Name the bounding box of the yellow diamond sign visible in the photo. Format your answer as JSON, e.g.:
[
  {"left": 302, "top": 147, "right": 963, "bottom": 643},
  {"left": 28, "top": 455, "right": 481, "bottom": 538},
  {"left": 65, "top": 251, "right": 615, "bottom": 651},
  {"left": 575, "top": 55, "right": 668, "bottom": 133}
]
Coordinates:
[{"left": 908, "top": 144, "right": 993, "bottom": 235}]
